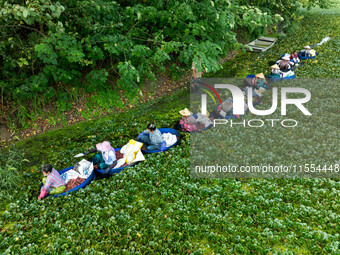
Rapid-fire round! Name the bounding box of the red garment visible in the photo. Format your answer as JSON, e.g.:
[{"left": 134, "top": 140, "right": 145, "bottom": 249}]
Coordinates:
[
  {"left": 179, "top": 116, "right": 198, "bottom": 132},
  {"left": 116, "top": 150, "right": 129, "bottom": 167},
  {"left": 65, "top": 177, "right": 86, "bottom": 192},
  {"left": 116, "top": 150, "right": 124, "bottom": 160},
  {"left": 290, "top": 53, "right": 298, "bottom": 60}
]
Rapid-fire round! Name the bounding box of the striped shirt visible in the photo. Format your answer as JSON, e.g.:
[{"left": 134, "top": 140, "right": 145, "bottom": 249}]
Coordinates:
[{"left": 42, "top": 168, "right": 66, "bottom": 192}]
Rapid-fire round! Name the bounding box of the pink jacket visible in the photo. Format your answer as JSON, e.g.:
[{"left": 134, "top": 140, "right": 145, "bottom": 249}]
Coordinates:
[{"left": 179, "top": 116, "right": 198, "bottom": 132}]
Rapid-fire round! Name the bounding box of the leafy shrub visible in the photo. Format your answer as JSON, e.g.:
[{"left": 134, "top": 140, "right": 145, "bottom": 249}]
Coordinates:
[
  {"left": 1, "top": 0, "right": 332, "bottom": 103},
  {"left": 168, "top": 63, "right": 185, "bottom": 81},
  {"left": 0, "top": 0, "right": 333, "bottom": 130},
  {"left": 55, "top": 92, "right": 72, "bottom": 112},
  {"left": 88, "top": 90, "right": 124, "bottom": 112},
  {"left": 85, "top": 69, "right": 109, "bottom": 93}
]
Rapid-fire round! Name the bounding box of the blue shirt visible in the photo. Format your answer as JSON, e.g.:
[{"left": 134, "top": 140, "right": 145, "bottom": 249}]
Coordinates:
[{"left": 144, "top": 129, "right": 163, "bottom": 145}]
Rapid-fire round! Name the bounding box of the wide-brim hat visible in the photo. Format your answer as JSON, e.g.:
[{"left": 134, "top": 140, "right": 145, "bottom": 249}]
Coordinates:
[
  {"left": 282, "top": 54, "right": 290, "bottom": 60},
  {"left": 256, "top": 73, "right": 265, "bottom": 79},
  {"left": 271, "top": 64, "right": 280, "bottom": 69},
  {"left": 179, "top": 108, "right": 193, "bottom": 116},
  {"left": 304, "top": 45, "right": 311, "bottom": 49}
]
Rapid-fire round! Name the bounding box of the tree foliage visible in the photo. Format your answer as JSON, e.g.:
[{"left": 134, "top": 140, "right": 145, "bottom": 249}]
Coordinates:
[{"left": 0, "top": 0, "right": 333, "bottom": 104}]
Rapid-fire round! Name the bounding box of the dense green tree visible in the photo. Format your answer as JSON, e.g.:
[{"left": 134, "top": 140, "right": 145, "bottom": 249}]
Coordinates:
[{"left": 0, "top": 0, "right": 333, "bottom": 110}]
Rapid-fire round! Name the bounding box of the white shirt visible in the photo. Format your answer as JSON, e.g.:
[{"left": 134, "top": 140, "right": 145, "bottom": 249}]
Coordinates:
[
  {"left": 196, "top": 113, "right": 212, "bottom": 127},
  {"left": 101, "top": 150, "right": 116, "bottom": 165},
  {"left": 272, "top": 69, "right": 281, "bottom": 74}
]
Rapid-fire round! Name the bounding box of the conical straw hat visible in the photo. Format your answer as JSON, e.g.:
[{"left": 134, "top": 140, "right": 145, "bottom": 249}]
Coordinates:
[
  {"left": 179, "top": 108, "right": 192, "bottom": 116},
  {"left": 256, "top": 73, "right": 265, "bottom": 79}
]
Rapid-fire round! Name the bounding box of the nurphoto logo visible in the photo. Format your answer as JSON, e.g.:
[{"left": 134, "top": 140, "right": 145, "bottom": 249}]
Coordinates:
[{"left": 199, "top": 84, "right": 312, "bottom": 128}]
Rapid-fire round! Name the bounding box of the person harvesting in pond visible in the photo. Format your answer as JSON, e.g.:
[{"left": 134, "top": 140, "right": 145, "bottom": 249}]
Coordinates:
[
  {"left": 299, "top": 45, "right": 313, "bottom": 58},
  {"left": 253, "top": 73, "right": 268, "bottom": 89},
  {"left": 38, "top": 164, "right": 66, "bottom": 199},
  {"left": 138, "top": 123, "right": 164, "bottom": 151},
  {"left": 179, "top": 108, "right": 198, "bottom": 132},
  {"left": 267, "top": 64, "right": 282, "bottom": 79},
  {"left": 191, "top": 57, "right": 205, "bottom": 93},
  {"left": 84, "top": 141, "right": 117, "bottom": 173},
  {"left": 290, "top": 50, "right": 300, "bottom": 66},
  {"left": 276, "top": 54, "right": 292, "bottom": 71}
]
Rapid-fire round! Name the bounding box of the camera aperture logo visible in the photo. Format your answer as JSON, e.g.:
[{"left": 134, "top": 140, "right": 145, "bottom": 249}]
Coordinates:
[{"left": 200, "top": 84, "right": 311, "bottom": 128}]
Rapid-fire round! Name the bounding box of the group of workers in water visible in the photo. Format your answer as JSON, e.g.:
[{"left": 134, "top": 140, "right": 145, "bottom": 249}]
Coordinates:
[
  {"left": 38, "top": 123, "right": 166, "bottom": 199},
  {"left": 181, "top": 45, "right": 318, "bottom": 133},
  {"left": 38, "top": 44, "right": 317, "bottom": 199},
  {"left": 251, "top": 45, "right": 316, "bottom": 88}
]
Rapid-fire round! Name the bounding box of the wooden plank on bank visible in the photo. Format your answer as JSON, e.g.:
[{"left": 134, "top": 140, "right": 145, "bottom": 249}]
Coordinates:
[
  {"left": 246, "top": 36, "right": 277, "bottom": 52},
  {"left": 258, "top": 36, "right": 277, "bottom": 42}
]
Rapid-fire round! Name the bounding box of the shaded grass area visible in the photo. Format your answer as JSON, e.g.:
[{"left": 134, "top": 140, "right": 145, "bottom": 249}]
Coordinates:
[{"left": 12, "top": 88, "right": 189, "bottom": 167}]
